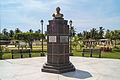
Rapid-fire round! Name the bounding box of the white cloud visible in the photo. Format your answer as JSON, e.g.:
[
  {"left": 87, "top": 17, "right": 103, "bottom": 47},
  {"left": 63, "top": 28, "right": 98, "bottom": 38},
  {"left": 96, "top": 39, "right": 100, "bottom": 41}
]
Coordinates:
[
  {"left": 0, "top": 0, "right": 120, "bottom": 32},
  {"left": 72, "top": 15, "right": 120, "bottom": 33},
  {"left": 0, "top": 0, "right": 17, "bottom": 5}
]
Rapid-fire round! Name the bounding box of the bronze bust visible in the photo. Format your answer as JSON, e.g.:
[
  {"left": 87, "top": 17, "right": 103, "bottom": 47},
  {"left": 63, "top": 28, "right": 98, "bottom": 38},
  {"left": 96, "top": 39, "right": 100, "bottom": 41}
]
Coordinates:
[{"left": 52, "top": 7, "right": 63, "bottom": 18}]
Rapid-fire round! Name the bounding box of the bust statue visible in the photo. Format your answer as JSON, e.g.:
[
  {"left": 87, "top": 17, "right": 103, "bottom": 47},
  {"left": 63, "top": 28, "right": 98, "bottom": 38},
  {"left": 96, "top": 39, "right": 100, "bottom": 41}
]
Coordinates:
[{"left": 52, "top": 7, "right": 64, "bottom": 18}]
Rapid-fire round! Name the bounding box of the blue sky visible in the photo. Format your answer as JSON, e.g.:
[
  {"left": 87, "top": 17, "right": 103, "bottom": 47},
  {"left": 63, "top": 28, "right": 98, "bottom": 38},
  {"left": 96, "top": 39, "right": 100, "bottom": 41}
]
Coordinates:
[{"left": 0, "top": 0, "right": 120, "bottom": 33}]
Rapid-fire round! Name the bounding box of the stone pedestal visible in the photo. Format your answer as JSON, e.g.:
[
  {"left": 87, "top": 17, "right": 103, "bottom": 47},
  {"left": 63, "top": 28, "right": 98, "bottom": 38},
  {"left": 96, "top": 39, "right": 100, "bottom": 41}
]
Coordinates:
[{"left": 41, "top": 18, "right": 75, "bottom": 74}]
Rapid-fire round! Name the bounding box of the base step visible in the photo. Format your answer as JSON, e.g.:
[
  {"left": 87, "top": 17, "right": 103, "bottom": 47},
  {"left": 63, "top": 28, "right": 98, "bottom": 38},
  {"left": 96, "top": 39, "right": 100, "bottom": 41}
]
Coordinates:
[{"left": 41, "top": 62, "right": 75, "bottom": 74}]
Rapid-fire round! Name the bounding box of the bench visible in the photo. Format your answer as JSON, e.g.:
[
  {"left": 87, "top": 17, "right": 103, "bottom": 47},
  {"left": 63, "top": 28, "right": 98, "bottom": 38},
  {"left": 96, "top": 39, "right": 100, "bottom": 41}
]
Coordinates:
[
  {"left": 101, "top": 47, "right": 112, "bottom": 52},
  {"left": 11, "top": 49, "right": 31, "bottom": 59},
  {"left": 82, "top": 48, "right": 101, "bottom": 58}
]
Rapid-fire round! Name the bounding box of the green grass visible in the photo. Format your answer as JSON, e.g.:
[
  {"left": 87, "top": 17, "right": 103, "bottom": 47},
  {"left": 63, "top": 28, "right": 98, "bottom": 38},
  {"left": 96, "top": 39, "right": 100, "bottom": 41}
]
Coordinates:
[
  {"left": 72, "top": 47, "right": 120, "bottom": 59},
  {"left": 2, "top": 53, "right": 43, "bottom": 59},
  {"left": 1, "top": 52, "right": 48, "bottom": 59},
  {"left": 8, "top": 46, "right": 47, "bottom": 49},
  {"left": 1, "top": 47, "right": 120, "bottom": 60},
  {"left": 1, "top": 49, "right": 47, "bottom": 59}
]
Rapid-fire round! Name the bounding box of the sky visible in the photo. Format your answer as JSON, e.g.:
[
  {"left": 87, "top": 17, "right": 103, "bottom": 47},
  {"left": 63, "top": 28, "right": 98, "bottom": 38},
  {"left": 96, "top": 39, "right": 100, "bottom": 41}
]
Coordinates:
[{"left": 0, "top": 0, "right": 120, "bottom": 33}]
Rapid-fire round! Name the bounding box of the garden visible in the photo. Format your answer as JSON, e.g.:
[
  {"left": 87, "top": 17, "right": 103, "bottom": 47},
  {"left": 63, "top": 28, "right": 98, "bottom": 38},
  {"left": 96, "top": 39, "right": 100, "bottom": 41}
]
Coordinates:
[{"left": 0, "top": 27, "right": 120, "bottom": 59}]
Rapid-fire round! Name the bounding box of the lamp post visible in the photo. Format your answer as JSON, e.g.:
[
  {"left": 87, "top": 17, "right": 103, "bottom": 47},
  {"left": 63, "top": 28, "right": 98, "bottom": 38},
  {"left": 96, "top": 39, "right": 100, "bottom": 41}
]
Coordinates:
[
  {"left": 41, "top": 20, "right": 45, "bottom": 56},
  {"left": 69, "top": 20, "right": 73, "bottom": 56}
]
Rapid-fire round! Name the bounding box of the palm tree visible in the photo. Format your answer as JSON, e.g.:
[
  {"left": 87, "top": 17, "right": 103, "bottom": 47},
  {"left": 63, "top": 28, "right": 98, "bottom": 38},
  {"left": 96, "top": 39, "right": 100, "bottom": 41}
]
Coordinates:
[
  {"left": 98, "top": 27, "right": 104, "bottom": 39},
  {"left": 38, "top": 29, "right": 41, "bottom": 33},
  {"left": 35, "top": 29, "right": 41, "bottom": 33},
  {"left": 15, "top": 28, "right": 21, "bottom": 33},
  {"left": 90, "top": 28, "right": 98, "bottom": 39},
  {"left": 72, "top": 36, "right": 79, "bottom": 50},
  {"left": 77, "top": 32, "right": 82, "bottom": 37},
  {"left": 2, "top": 28, "right": 8, "bottom": 36},
  {"left": 78, "top": 37, "right": 84, "bottom": 49},
  {"left": 111, "top": 30, "right": 119, "bottom": 47},
  {"left": 83, "top": 31, "right": 87, "bottom": 39},
  {"left": 29, "top": 29, "right": 33, "bottom": 33},
  {"left": 9, "top": 30, "right": 14, "bottom": 37}
]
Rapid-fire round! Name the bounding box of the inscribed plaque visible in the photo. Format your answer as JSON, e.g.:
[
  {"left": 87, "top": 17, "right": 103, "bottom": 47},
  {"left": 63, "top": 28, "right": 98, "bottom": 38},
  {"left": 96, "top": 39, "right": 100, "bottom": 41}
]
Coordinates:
[
  {"left": 49, "top": 36, "right": 56, "bottom": 42},
  {"left": 60, "top": 36, "right": 68, "bottom": 43}
]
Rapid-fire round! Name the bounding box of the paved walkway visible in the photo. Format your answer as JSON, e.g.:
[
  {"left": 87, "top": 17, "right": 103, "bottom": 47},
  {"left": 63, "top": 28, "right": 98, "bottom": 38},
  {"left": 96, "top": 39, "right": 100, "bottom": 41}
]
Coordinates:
[{"left": 0, "top": 57, "right": 120, "bottom": 80}]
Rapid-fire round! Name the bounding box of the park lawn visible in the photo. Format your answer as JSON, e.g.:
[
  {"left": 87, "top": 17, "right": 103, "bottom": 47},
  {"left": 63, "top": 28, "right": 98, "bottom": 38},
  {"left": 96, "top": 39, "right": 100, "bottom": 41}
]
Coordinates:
[
  {"left": 32, "top": 46, "right": 47, "bottom": 48},
  {"left": 8, "top": 46, "right": 47, "bottom": 50},
  {"left": 72, "top": 48, "right": 120, "bottom": 59},
  {"left": 2, "top": 52, "right": 47, "bottom": 59},
  {"left": 101, "top": 52, "right": 120, "bottom": 59},
  {"left": 1, "top": 49, "right": 47, "bottom": 59},
  {"left": 1, "top": 47, "right": 120, "bottom": 59},
  {"left": 101, "top": 48, "right": 120, "bottom": 59},
  {"left": 2, "top": 53, "right": 43, "bottom": 59}
]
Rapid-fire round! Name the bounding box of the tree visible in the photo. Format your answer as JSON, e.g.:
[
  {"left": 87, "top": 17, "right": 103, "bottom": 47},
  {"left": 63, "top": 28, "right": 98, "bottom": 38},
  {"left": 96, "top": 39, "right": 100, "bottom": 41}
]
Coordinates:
[
  {"left": 0, "top": 34, "right": 9, "bottom": 40},
  {"left": 83, "top": 31, "right": 87, "bottom": 39},
  {"left": 90, "top": 28, "right": 98, "bottom": 39},
  {"left": 111, "top": 30, "right": 119, "bottom": 47},
  {"left": 14, "top": 33, "right": 41, "bottom": 50},
  {"left": 78, "top": 37, "right": 84, "bottom": 49},
  {"left": 35, "top": 29, "right": 41, "bottom": 33},
  {"left": 0, "top": 45, "right": 4, "bottom": 59},
  {"left": 105, "top": 29, "right": 111, "bottom": 39},
  {"left": 77, "top": 32, "right": 82, "bottom": 37},
  {"left": 104, "top": 30, "right": 120, "bottom": 47},
  {"left": 29, "top": 29, "right": 33, "bottom": 33},
  {"left": 1, "top": 29, "right": 10, "bottom": 40},
  {"left": 83, "top": 31, "right": 91, "bottom": 39},
  {"left": 2, "top": 28, "right": 8, "bottom": 36},
  {"left": 71, "top": 26, "right": 76, "bottom": 37},
  {"left": 37, "top": 29, "right": 41, "bottom": 33},
  {"left": 9, "top": 30, "right": 14, "bottom": 37},
  {"left": 72, "top": 36, "right": 79, "bottom": 50},
  {"left": 15, "top": 28, "right": 21, "bottom": 33},
  {"left": 98, "top": 27, "right": 104, "bottom": 39},
  {"left": 118, "top": 31, "right": 120, "bottom": 40}
]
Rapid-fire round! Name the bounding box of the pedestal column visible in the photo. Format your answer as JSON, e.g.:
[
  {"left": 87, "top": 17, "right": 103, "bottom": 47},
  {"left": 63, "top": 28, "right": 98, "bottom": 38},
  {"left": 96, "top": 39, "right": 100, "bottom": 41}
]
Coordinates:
[{"left": 41, "top": 7, "right": 75, "bottom": 74}]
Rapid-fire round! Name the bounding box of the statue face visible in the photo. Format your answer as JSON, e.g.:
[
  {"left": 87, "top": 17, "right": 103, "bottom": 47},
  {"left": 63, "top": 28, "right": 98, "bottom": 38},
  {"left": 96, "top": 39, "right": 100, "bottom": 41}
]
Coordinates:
[{"left": 56, "top": 7, "right": 60, "bottom": 13}]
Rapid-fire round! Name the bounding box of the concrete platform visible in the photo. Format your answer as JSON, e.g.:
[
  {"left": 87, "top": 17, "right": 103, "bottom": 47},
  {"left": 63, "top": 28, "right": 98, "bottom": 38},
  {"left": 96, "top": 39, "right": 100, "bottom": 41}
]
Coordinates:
[{"left": 0, "top": 57, "right": 120, "bottom": 80}]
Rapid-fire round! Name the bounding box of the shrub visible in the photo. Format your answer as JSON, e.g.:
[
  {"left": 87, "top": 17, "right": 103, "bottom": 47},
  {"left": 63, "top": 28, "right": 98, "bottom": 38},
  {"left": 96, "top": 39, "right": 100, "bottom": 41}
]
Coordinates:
[
  {"left": 0, "top": 46, "right": 4, "bottom": 59},
  {"left": 113, "top": 46, "right": 120, "bottom": 49}
]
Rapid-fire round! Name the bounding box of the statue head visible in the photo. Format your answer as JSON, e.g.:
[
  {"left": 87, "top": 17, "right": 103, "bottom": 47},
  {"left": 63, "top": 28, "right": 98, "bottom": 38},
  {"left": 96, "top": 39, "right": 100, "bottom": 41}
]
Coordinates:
[{"left": 56, "top": 7, "right": 60, "bottom": 14}]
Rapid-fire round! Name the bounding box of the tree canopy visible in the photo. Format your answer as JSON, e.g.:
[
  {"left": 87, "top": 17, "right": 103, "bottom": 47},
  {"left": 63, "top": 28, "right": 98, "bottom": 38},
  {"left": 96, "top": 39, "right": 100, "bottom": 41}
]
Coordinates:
[{"left": 14, "top": 33, "right": 41, "bottom": 50}]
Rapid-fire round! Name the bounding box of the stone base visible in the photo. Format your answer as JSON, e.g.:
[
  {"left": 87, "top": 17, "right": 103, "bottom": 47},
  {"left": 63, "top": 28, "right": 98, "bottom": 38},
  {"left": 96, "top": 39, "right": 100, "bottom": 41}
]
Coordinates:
[{"left": 41, "top": 62, "right": 75, "bottom": 74}]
